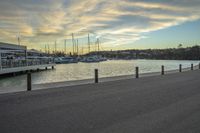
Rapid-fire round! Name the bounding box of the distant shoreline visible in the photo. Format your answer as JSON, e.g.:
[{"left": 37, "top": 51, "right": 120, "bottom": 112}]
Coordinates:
[{"left": 88, "top": 45, "right": 200, "bottom": 60}]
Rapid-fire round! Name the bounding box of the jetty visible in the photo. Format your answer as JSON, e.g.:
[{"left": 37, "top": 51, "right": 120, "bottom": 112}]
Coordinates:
[
  {"left": 0, "top": 42, "right": 55, "bottom": 75},
  {"left": 0, "top": 69, "right": 200, "bottom": 133}
]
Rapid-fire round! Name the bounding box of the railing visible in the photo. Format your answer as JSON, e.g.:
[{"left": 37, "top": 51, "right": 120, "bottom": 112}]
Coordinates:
[{"left": 1, "top": 58, "right": 54, "bottom": 69}]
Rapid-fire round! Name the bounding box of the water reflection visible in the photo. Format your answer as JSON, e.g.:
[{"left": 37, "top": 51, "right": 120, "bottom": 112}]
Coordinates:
[{"left": 0, "top": 60, "right": 199, "bottom": 88}]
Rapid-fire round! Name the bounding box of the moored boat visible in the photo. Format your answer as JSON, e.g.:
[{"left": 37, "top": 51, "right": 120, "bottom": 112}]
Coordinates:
[{"left": 55, "top": 57, "right": 78, "bottom": 64}]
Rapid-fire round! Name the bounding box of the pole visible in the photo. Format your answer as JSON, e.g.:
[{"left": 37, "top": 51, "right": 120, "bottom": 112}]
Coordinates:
[
  {"left": 135, "top": 67, "right": 139, "bottom": 78},
  {"left": 45, "top": 44, "right": 47, "bottom": 53},
  {"left": 47, "top": 44, "right": 50, "bottom": 54},
  {"left": 199, "top": 63, "right": 200, "bottom": 69},
  {"left": 88, "top": 34, "right": 90, "bottom": 53},
  {"left": 17, "top": 33, "right": 21, "bottom": 46},
  {"left": 191, "top": 64, "right": 193, "bottom": 70},
  {"left": 64, "top": 39, "right": 67, "bottom": 54},
  {"left": 72, "top": 33, "right": 74, "bottom": 55},
  {"left": 77, "top": 39, "right": 79, "bottom": 56},
  {"left": 95, "top": 69, "right": 98, "bottom": 83},
  {"left": 161, "top": 65, "right": 164, "bottom": 75},
  {"left": 74, "top": 37, "right": 77, "bottom": 55},
  {"left": 27, "top": 72, "right": 32, "bottom": 91},
  {"left": 55, "top": 41, "right": 57, "bottom": 53},
  {"left": 98, "top": 38, "right": 100, "bottom": 52},
  {"left": 0, "top": 55, "right": 1, "bottom": 70},
  {"left": 25, "top": 50, "right": 27, "bottom": 66},
  {"left": 179, "top": 64, "right": 182, "bottom": 72}
]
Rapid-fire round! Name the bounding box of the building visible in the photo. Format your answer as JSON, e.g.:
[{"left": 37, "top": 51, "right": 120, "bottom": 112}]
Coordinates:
[{"left": 0, "top": 42, "right": 55, "bottom": 75}]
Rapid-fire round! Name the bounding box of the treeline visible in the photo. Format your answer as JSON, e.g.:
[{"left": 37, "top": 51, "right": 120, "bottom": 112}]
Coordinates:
[{"left": 90, "top": 45, "right": 200, "bottom": 60}]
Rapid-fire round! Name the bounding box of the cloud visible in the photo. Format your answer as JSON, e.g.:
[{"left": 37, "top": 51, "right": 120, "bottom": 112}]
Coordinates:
[{"left": 0, "top": 0, "right": 199, "bottom": 50}]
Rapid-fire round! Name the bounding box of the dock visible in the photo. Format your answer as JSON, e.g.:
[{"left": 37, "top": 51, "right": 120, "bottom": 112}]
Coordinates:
[
  {"left": 0, "top": 64, "right": 55, "bottom": 75},
  {"left": 0, "top": 42, "right": 55, "bottom": 75},
  {"left": 0, "top": 69, "right": 200, "bottom": 133}
]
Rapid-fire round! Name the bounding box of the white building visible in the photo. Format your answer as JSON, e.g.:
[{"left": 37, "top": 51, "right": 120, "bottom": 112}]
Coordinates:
[{"left": 0, "top": 42, "right": 55, "bottom": 75}]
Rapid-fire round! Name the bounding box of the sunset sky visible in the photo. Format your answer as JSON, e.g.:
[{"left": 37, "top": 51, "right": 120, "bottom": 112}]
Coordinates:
[{"left": 0, "top": 0, "right": 200, "bottom": 53}]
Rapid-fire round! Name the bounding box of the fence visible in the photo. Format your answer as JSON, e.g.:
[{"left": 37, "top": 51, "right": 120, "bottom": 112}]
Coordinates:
[{"left": 1, "top": 58, "right": 54, "bottom": 69}]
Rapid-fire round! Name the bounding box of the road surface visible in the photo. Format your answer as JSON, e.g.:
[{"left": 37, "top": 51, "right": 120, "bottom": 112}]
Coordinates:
[{"left": 0, "top": 70, "right": 200, "bottom": 133}]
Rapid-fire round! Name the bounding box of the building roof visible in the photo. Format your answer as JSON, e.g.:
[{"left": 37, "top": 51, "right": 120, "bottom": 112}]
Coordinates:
[{"left": 0, "top": 42, "right": 26, "bottom": 50}]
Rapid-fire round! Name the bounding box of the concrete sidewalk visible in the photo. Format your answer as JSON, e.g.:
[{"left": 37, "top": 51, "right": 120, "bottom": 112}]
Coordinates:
[{"left": 0, "top": 69, "right": 200, "bottom": 133}]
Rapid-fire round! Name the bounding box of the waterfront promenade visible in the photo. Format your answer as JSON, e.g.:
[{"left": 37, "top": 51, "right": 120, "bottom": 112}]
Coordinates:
[{"left": 0, "top": 69, "right": 200, "bottom": 133}]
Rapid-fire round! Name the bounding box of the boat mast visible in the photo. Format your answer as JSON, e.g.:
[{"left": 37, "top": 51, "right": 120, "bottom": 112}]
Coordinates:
[
  {"left": 45, "top": 44, "right": 47, "bottom": 53},
  {"left": 97, "top": 38, "right": 100, "bottom": 52},
  {"left": 48, "top": 44, "right": 50, "bottom": 54},
  {"left": 77, "top": 39, "right": 79, "bottom": 56},
  {"left": 88, "top": 34, "right": 90, "bottom": 54},
  {"left": 72, "top": 33, "right": 74, "bottom": 56},
  {"left": 17, "top": 32, "right": 21, "bottom": 46},
  {"left": 64, "top": 39, "right": 67, "bottom": 54},
  {"left": 54, "top": 41, "right": 57, "bottom": 54}
]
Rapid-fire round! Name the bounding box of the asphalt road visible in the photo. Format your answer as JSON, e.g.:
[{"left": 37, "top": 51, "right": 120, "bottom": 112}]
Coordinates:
[{"left": 0, "top": 70, "right": 200, "bottom": 133}]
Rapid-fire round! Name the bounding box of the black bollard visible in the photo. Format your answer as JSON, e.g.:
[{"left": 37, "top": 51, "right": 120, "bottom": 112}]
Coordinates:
[
  {"left": 179, "top": 64, "right": 182, "bottom": 72},
  {"left": 199, "top": 63, "right": 200, "bottom": 69},
  {"left": 95, "top": 69, "right": 98, "bottom": 83},
  {"left": 191, "top": 64, "right": 193, "bottom": 70},
  {"left": 135, "top": 67, "right": 139, "bottom": 78},
  {"left": 161, "top": 65, "right": 164, "bottom": 75},
  {"left": 27, "top": 72, "right": 32, "bottom": 91}
]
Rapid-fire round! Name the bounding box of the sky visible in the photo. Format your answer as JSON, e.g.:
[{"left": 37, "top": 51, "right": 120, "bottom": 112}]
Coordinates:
[{"left": 0, "top": 0, "right": 200, "bottom": 53}]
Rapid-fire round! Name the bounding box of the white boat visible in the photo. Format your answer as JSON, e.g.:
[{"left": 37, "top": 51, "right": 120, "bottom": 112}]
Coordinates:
[
  {"left": 81, "top": 55, "right": 107, "bottom": 63},
  {"left": 55, "top": 57, "right": 78, "bottom": 64}
]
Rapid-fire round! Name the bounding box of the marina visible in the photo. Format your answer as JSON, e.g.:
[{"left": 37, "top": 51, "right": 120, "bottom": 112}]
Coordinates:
[
  {"left": 0, "top": 0, "right": 200, "bottom": 133},
  {"left": 0, "top": 42, "right": 199, "bottom": 94}
]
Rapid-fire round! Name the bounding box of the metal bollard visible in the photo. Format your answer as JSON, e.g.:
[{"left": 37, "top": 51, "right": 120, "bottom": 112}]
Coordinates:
[
  {"left": 27, "top": 72, "right": 32, "bottom": 91},
  {"left": 179, "top": 64, "right": 182, "bottom": 72},
  {"left": 161, "top": 65, "right": 164, "bottom": 75},
  {"left": 199, "top": 63, "right": 200, "bottom": 69},
  {"left": 95, "top": 69, "right": 98, "bottom": 83},
  {"left": 191, "top": 64, "right": 193, "bottom": 70},
  {"left": 135, "top": 67, "right": 139, "bottom": 78}
]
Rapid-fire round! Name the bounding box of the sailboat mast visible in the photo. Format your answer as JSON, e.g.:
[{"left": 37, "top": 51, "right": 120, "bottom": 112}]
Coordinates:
[
  {"left": 54, "top": 41, "right": 57, "bottom": 53},
  {"left": 74, "top": 37, "right": 77, "bottom": 55},
  {"left": 88, "top": 34, "right": 90, "bottom": 53},
  {"left": 48, "top": 44, "right": 50, "bottom": 54},
  {"left": 64, "top": 39, "right": 67, "bottom": 54},
  {"left": 77, "top": 39, "right": 79, "bottom": 56},
  {"left": 72, "top": 33, "right": 74, "bottom": 55},
  {"left": 45, "top": 44, "right": 47, "bottom": 53},
  {"left": 17, "top": 32, "right": 21, "bottom": 46},
  {"left": 98, "top": 38, "right": 100, "bottom": 52}
]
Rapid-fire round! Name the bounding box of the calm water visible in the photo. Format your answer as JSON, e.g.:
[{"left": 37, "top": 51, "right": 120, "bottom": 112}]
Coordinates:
[{"left": 0, "top": 60, "right": 199, "bottom": 88}]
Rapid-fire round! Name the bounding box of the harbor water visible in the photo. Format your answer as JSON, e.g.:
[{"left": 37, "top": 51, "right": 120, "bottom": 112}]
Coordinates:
[{"left": 0, "top": 59, "right": 199, "bottom": 89}]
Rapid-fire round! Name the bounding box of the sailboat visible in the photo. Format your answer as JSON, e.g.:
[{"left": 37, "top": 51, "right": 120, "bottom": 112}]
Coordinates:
[{"left": 81, "top": 34, "right": 107, "bottom": 63}]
